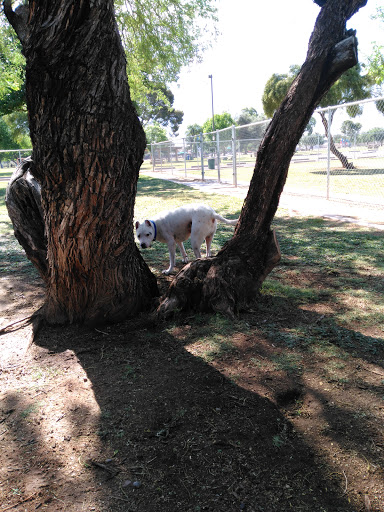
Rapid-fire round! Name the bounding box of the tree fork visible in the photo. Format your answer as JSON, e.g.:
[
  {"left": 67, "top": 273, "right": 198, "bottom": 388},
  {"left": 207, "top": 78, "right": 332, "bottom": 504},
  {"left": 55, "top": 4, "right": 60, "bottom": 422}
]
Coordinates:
[{"left": 158, "top": 0, "right": 366, "bottom": 319}]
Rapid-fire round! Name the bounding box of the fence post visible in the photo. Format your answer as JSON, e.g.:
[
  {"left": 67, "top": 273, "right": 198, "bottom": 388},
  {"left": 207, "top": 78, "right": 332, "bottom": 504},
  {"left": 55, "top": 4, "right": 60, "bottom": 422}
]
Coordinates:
[
  {"left": 232, "top": 125, "right": 237, "bottom": 187},
  {"left": 151, "top": 143, "right": 155, "bottom": 172},
  {"left": 200, "top": 133, "right": 205, "bottom": 181},
  {"left": 183, "top": 138, "right": 187, "bottom": 177},
  {"left": 326, "top": 107, "right": 331, "bottom": 200},
  {"left": 216, "top": 130, "right": 221, "bottom": 183},
  {"left": 170, "top": 141, "right": 173, "bottom": 175}
]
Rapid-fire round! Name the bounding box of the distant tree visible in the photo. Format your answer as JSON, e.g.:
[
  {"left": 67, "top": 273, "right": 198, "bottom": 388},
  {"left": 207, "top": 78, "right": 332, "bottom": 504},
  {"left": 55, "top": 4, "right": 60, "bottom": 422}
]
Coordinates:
[
  {"left": 341, "top": 120, "right": 362, "bottom": 139},
  {"left": 0, "top": 117, "right": 15, "bottom": 148},
  {"left": 367, "top": 7, "right": 384, "bottom": 87},
  {"left": 236, "top": 107, "right": 259, "bottom": 123},
  {"left": 185, "top": 124, "right": 203, "bottom": 139},
  {"left": 304, "top": 117, "right": 316, "bottom": 136},
  {"left": 262, "top": 63, "right": 373, "bottom": 168},
  {"left": 144, "top": 123, "right": 168, "bottom": 145},
  {"left": 137, "top": 87, "right": 184, "bottom": 136},
  {"left": 235, "top": 107, "right": 268, "bottom": 152},
  {"left": 202, "top": 112, "right": 234, "bottom": 140},
  {"left": 361, "top": 127, "right": 384, "bottom": 145},
  {"left": 184, "top": 124, "right": 203, "bottom": 158},
  {"left": 3, "top": 111, "right": 31, "bottom": 146},
  {"left": 0, "top": 117, "right": 18, "bottom": 168},
  {"left": 262, "top": 66, "right": 301, "bottom": 117},
  {"left": 0, "top": 13, "right": 26, "bottom": 116},
  {"left": 299, "top": 132, "right": 325, "bottom": 150}
]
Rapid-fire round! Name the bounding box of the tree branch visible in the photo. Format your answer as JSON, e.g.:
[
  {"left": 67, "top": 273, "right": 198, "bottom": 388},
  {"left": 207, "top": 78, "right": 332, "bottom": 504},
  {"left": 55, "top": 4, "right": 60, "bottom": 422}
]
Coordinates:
[
  {"left": 328, "top": 35, "right": 358, "bottom": 77},
  {"left": 3, "top": 1, "right": 29, "bottom": 46}
]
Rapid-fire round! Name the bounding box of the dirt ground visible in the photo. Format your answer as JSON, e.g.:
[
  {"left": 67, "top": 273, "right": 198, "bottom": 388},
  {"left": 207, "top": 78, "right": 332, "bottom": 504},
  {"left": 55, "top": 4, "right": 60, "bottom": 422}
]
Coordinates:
[{"left": 1, "top": 259, "right": 384, "bottom": 511}]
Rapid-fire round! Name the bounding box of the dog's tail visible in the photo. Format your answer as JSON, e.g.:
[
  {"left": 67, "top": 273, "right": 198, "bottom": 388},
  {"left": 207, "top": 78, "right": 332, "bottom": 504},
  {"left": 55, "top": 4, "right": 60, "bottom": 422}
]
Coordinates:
[{"left": 213, "top": 213, "right": 239, "bottom": 226}]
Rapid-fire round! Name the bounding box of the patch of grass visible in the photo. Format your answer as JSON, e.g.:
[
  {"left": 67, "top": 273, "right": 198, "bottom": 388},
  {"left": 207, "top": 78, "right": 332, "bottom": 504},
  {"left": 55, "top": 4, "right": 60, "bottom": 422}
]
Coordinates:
[
  {"left": 20, "top": 401, "right": 43, "bottom": 419},
  {"left": 271, "top": 353, "right": 303, "bottom": 375},
  {"left": 0, "top": 233, "right": 39, "bottom": 278},
  {"left": 272, "top": 434, "right": 285, "bottom": 448},
  {"left": 261, "top": 280, "right": 327, "bottom": 304},
  {"left": 30, "top": 366, "right": 61, "bottom": 382},
  {"left": 122, "top": 364, "right": 136, "bottom": 380},
  {"left": 308, "top": 340, "right": 348, "bottom": 359},
  {"left": 198, "top": 337, "right": 237, "bottom": 363}
]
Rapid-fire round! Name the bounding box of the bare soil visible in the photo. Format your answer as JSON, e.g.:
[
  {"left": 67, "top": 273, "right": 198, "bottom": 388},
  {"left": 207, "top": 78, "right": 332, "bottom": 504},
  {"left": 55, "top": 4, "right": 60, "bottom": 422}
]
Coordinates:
[{"left": 1, "top": 264, "right": 384, "bottom": 512}]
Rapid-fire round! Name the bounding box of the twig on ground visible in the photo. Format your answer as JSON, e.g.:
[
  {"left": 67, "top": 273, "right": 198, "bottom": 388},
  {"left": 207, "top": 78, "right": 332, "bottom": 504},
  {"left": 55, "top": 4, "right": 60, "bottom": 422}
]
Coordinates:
[
  {"left": 0, "top": 315, "right": 32, "bottom": 334},
  {"left": 91, "top": 460, "right": 119, "bottom": 478},
  {"left": 1, "top": 492, "right": 37, "bottom": 511},
  {"left": 342, "top": 470, "right": 348, "bottom": 494}
]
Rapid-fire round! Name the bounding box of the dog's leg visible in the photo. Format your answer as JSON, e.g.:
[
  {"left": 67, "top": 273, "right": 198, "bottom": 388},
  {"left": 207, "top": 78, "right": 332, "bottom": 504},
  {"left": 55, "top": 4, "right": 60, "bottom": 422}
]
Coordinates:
[
  {"left": 163, "top": 239, "right": 177, "bottom": 275},
  {"left": 177, "top": 242, "right": 189, "bottom": 264},
  {"left": 205, "top": 234, "right": 214, "bottom": 257},
  {"left": 191, "top": 238, "right": 203, "bottom": 259},
  {"left": 205, "top": 219, "right": 217, "bottom": 257},
  {"left": 190, "top": 223, "right": 207, "bottom": 260}
]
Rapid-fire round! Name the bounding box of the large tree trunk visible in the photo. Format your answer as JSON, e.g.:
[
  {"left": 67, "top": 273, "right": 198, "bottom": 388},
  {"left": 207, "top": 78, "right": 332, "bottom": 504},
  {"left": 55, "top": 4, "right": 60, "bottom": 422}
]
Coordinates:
[
  {"left": 158, "top": 0, "right": 367, "bottom": 318},
  {"left": 4, "top": 0, "right": 158, "bottom": 325}
]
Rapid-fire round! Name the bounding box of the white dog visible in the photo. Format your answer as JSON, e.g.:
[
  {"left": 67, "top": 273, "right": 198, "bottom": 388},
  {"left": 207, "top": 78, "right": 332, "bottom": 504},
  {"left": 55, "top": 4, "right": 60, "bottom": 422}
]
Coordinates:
[{"left": 135, "top": 203, "right": 238, "bottom": 275}]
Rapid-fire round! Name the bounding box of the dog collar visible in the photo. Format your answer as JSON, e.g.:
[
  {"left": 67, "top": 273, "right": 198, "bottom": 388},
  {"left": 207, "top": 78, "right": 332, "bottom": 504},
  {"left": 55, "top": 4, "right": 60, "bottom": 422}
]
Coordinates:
[{"left": 150, "top": 220, "right": 157, "bottom": 241}]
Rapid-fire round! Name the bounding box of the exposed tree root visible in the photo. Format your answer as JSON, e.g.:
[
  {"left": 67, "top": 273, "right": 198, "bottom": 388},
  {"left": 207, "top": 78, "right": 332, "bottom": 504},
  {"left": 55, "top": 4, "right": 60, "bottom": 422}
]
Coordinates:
[{"left": 158, "top": 230, "right": 281, "bottom": 319}]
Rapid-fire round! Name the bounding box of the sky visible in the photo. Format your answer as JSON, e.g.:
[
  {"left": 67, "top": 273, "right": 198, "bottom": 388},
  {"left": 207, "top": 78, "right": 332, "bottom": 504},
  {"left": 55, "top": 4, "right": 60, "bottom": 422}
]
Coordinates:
[{"left": 171, "top": 0, "right": 383, "bottom": 137}]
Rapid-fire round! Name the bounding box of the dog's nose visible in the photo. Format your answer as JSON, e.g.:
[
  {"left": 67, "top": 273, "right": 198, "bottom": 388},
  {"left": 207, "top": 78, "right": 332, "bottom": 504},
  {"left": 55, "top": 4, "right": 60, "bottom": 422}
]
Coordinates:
[{"left": 141, "top": 243, "right": 147, "bottom": 248}]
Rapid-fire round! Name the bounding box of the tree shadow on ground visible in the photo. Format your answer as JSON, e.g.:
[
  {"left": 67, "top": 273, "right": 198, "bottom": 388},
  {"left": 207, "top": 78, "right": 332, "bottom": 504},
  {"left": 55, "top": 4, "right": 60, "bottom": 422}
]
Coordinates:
[
  {"left": 1, "top": 188, "right": 383, "bottom": 510},
  {"left": 1, "top": 317, "right": 359, "bottom": 512},
  {"left": 312, "top": 168, "right": 384, "bottom": 176}
]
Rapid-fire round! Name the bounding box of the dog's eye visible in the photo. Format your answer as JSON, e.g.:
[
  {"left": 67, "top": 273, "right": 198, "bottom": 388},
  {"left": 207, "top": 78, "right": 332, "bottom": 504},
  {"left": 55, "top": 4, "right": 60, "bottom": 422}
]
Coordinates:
[{"left": 146, "top": 234, "right": 150, "bottom": 237}]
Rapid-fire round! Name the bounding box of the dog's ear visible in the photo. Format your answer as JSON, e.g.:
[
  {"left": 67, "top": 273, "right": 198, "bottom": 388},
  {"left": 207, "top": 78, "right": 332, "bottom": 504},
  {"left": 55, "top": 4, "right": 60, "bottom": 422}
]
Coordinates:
[
  {"left": 135, "top": 221, "right": 140, "bottom": 229},
  {"left": 145, "top": 220, "right": 151, "bottom": 227}
]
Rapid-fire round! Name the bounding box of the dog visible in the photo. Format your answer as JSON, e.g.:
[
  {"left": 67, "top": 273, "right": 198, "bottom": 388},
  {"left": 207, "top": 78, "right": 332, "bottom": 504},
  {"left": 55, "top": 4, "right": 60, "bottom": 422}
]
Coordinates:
[{"left": 135, "top": 203, "right": 238, "bottom": 275}]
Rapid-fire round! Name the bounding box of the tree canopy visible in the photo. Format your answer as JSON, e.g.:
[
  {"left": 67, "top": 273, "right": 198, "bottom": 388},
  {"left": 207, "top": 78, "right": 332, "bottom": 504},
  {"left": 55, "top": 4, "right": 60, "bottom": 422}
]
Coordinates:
[
  {"left": 262, "top": 64, "right": 372, "bottom": 118},
  {"left": 0, "top": 13, "right": 25, "bottom": 116},
  {"left": 341, "top": 119, "right": 362, "bottom": 138},
  {"left": 3, "top": 111, "right": 30, "bottom": 146},
  {"left": 136, "top": 87, "right": 184, "bottom": 136},
  {"left": 367, "top": 6, "right": 384, "bottom": 86},
  {"left": 144, "top": 123, "right": 169, "bottom": 144},
  {"left": 115, "top": 0, "right": 217, "bottom": 106},
  {"left": 185, "top": 123, "right": 203, "bottom": 139},
  {"left": 235, "top": 107, "right": 267, "bottom": 144},
  {"left": 0, "top": 0, "right": 217, "bottom": 119},
  {"left": 202, "top": 112, "right": 234, "bottom": 135},
  {"left": 0, "top": 116, "right": 15, "bottom": 148},
  {"left": 261, "top": 62, "right": 375, "bottom": 168}
]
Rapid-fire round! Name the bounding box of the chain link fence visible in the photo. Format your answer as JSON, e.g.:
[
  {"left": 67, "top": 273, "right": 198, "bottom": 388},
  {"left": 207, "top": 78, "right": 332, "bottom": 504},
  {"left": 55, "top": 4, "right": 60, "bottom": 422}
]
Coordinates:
[
  {"left": 0, "top": 148, "right": 32, "bottom": 168},
  {"left": 145, "top": 97, "right": 384, "bottom": 207}
]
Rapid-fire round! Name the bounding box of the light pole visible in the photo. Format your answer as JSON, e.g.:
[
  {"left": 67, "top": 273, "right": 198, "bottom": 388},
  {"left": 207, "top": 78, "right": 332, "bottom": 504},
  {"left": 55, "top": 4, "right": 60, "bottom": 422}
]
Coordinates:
[{"left": 208, "top": 74, "right": 215, "bottom": 132}]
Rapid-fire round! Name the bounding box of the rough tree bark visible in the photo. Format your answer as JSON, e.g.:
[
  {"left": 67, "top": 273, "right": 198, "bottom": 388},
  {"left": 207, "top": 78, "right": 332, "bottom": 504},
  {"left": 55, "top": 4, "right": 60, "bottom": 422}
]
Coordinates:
[
  {"left": 4, "top": 0, "right": 158, "bottom": 325},
  {"left": 6, "top": 158, "right": 47, "bottom": 280},
  {"left": 158, "top": 0, "right": 367, "bottom": 318}
]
